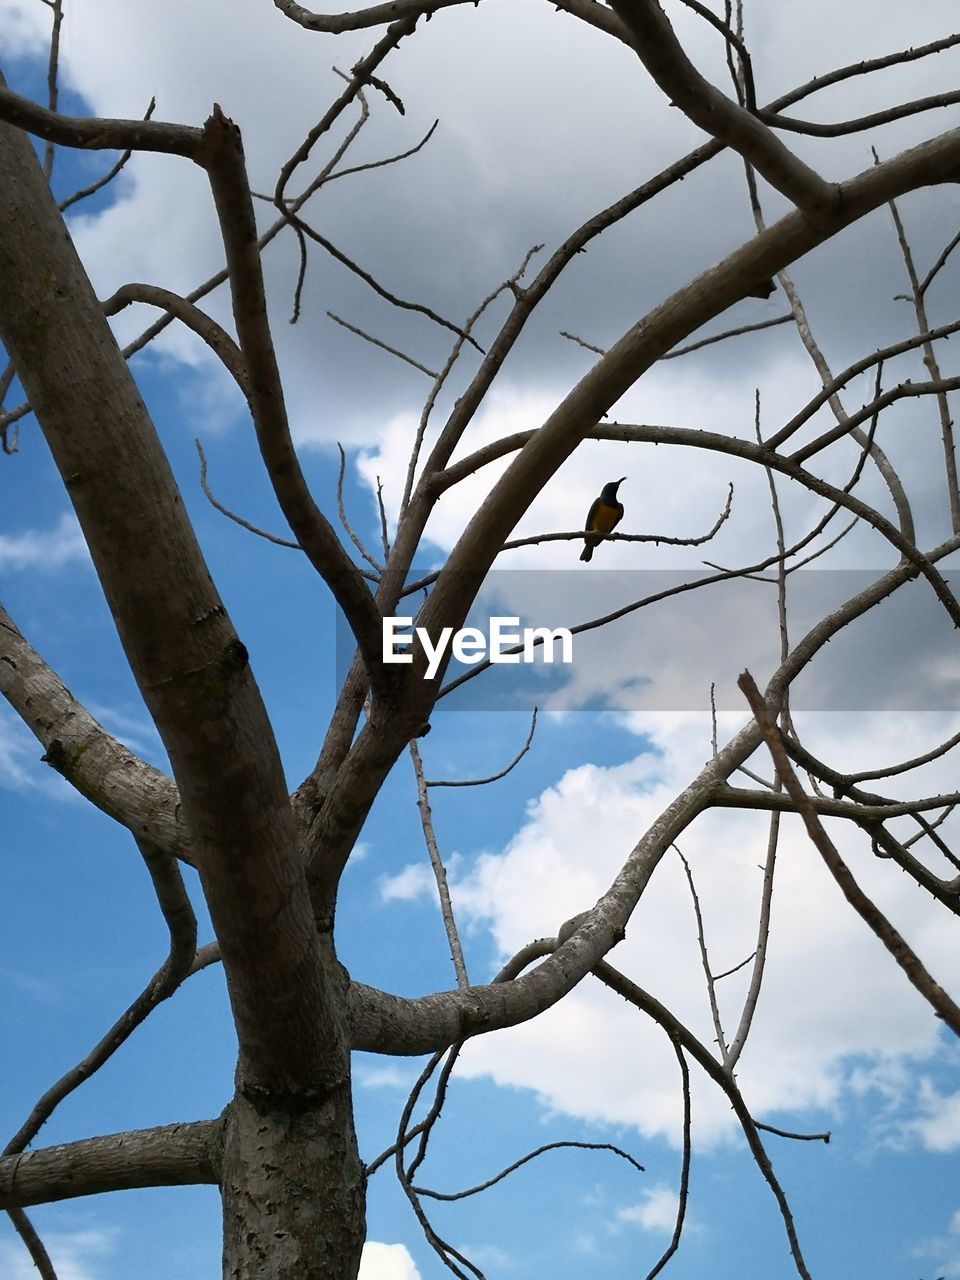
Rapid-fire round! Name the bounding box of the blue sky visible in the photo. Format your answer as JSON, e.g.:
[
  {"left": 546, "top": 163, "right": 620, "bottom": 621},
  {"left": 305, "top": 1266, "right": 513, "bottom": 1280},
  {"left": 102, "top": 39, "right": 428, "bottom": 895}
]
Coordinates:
[{"left": 3, "top": 2, "right": 960, "bottom": 1278}]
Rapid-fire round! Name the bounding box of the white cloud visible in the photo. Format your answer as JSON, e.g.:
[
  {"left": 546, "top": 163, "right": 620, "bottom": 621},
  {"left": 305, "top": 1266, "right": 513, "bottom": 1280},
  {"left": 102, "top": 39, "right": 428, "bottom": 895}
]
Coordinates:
[
  {"left": 359, "top": 1241, "right": 422, "bottom": 1280},
  {"left": 451, "top": 709, "right": 960, "bottom": 1146},
  {"left": 354, "top": 1061, "right": 416, "bottom": 1090},
  {"left": 0, "top": 0, "right": 49, "bottom": 56},
  {"left": 617, "top": 1185, "right": 680, "bottom": 1234},
  {"left": 903, "top": 1080, "right": 960, "bottom": 1153},
  {"left": 909, "top": 1206, "right": 960, "bottom": 1279},
  {"left": 455, "top": 1243, "right": 513, "bottom": 1270},
  {"left": 0, "top": 514, "right": 90, "bottom": 573},
  {"left": 0, "top": 1227, "right": 118, "bottom": 1280},
  {"left": 378, "top": 861, "right": 436, "bottom": 904}
]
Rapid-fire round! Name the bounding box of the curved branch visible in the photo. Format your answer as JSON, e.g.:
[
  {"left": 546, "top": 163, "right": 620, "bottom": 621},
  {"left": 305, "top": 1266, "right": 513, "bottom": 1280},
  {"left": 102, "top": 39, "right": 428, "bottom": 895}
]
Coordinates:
[
  {"left": 425, "top": 707, "right": 537, "bottom": 787},
  {"left": 6, "top": 1208, "right": 58, "bottom": 1280},
  {"left": 608, "top": 0, "right": 837, "bottom": 219},
  {"left": 349, "top": 536, "right": 960, "bottom": 1055},
  {"left": 336, "top": 443, "right": 384, "bottom": 575},
  {"left": 593, "top": 960, "right": 812, "bottom": 1280},
  {"left": 102, "top": 283, "right": 249, "bottom": 397},
  {"left": 846, "top": 727, "right": 960, "bottom": 785},
  {"left": 195, "top": 439, "right": 303, "bottom": 551},
  {"left": 767, "top": 317, "right": 960, "bottom": 449},
  {"left": 739, "top": 672, "right": 960, "bottom": 1037},
  {"left": 4, "top": 839, "right": 198, "bottom": 1157},
  {"left": 0, "top": 601, "right": 187, "bottom": 859},
  {"left": 414, "top": 1139, "right": 644, "bottom": 1201},
  {"left": 272, "top": 0, "right": 629, "bottom": 43},
  {"left": 762, "top": 90, "right": 960, "bottom": 139},
  {"left": 714, "top": 783, "right": 960, "bottom": 824},
  {"left": 440, "top": 418, "right": 960, "bottom": 633},
  {"left": 644, "top": 1039, "right": 690, "bottom": 1280},
  {"left": 0, "top": 82, "right": 201, "bottom": 158},
  {"left": 407, "top": 129, "right": 960, "bottom": 697}
]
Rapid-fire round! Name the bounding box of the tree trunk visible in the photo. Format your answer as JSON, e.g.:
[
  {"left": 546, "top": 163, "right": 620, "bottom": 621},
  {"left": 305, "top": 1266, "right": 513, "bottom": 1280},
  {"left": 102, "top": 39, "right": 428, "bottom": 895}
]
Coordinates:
[{"left": 221, "top": 1088, "right": 366, "bottom": 1280}]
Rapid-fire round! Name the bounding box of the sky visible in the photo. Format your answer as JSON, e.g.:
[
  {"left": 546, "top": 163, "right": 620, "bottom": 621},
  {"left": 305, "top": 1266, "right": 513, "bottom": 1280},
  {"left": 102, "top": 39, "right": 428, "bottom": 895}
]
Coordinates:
[{"left": 2, "top": 1, "right": 960, "bottom": 1277}]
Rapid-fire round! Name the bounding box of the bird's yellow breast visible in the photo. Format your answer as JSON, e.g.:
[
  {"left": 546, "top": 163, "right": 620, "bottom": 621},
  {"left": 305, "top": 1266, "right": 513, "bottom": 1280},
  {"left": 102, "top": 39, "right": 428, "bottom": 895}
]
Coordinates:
[{"left": 589, "top": 500, "right": 622, "bottom": 534}]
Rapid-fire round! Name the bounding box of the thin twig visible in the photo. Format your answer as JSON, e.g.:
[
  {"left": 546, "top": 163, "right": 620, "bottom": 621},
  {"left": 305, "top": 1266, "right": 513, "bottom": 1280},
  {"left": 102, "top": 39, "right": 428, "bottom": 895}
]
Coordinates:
[
  {"left": 426, "top": 708, "right": 538, "bottom": 787},
  {"left": 880, "top": 160, "right": 960, "bottom": 533},
  {"left": 327, "top": 311, "right": 439, "bottom": 377},
  {"left": 400, "top": 244, "right": 543, "bottom": 517},
  {"left": 644, "top": 1039, "right": 691, "bottom": 1280},
  {"left": 919, "top": 225, "right": 960, "bottom": 296},
  {"left": 409, "top": 741, "right": 469, "bottom": 988},
  {"left": 4, "top": 839, "right": 197, "bottom": 1157},
  {"left": 594, "top": 960, "right": 813, "bottom": 1280},
  {"left": 675, "top": 846, "right": 729, "bottom": 1064},
  {"left": 755, "top": 1121, "right": 830, "bottom": 1143},
  {"left": 322, "top": 117, "right": 438, "bottom": 186},
  {"left": 195, "top": 439, "right": 305, "bottom": 553},
  {"left": 847, "top": 728, "right": 960, "bottom": 784},
  {"left": 336, "top": 443, "right": 384, "bottom": 574},
  {"left": 559, "top": 330, "right": 606, "bottom": 356},
  {"left": 59, "top": 99, "right": 157, "bottom": 212},
  {"left": 738, "top": 671, "right": 960, "bottom": 1037},
  {"left": 714, "top": 951, "right": 757, "bottom": 981},
  {"left": 392, "top": 1045, "right": 484, "bottom": 1280},
  {"left": 375, "top": 476, "right": 391, "bottom": 559},
  {"left": 726, "top": 391, "right": 787, "bottom": 1069},
  {"left": 414, "top": 1140, "right": 644, "bottom": 1201},
  {"left": 7, "top": 1207, "right": 59, "bottom": 1280},
  {"left": 406, "top": 483, "right": 735, "bottom": 595},
  {"left": 662, "top": 312, "right": 792, "bottom": 359},
  {"left": 42, "top": 0, "right": 64, "bottom": 180}
]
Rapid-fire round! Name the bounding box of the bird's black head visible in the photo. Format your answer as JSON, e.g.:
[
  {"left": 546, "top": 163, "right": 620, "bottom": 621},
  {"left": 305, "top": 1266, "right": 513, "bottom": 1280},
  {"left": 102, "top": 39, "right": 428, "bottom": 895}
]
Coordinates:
[{"left": 601, "top": 477, "right": 626, "bottom": 503}]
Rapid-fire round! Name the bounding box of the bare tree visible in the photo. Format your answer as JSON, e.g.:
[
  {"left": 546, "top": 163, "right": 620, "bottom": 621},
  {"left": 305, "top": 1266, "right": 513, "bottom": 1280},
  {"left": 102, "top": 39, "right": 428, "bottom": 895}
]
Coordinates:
[{"left": 1, "top": 2, "right": 960, "bottom": 1277}]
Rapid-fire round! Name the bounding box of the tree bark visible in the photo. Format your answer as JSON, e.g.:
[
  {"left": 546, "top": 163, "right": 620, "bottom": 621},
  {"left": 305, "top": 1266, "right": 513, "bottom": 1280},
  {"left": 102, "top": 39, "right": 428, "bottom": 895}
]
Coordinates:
[
  {"left": 0, "top": 96, "right": 366, "bottom": 1278},
  {"left": 0, "top": 1122, "right": 219, "bottom": 1208},
  {"left": 221, "top": 1093, "right": 365, "bottom": 1280}
]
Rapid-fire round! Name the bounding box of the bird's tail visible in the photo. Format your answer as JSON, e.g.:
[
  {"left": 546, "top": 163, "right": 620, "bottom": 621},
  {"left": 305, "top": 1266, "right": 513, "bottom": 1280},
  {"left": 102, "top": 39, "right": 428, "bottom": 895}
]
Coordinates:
[{"left": 579, "top": 542, "right": 594, "bottom": 562}]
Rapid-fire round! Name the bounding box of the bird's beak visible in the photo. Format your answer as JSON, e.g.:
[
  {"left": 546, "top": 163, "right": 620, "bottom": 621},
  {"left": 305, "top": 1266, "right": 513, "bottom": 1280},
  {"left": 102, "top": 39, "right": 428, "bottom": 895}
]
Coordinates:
[{"left": 616, "top": 476, "right": 626, "bottom": 485}]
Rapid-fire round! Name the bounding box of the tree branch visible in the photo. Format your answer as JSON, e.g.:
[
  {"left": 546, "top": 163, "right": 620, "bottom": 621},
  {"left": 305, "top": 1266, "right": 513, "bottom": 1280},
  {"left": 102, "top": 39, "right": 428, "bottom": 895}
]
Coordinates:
[
  {"left": 738, "top": 671, "right": 960, "bottom": 1037},
  {"left": 0, "top": 1122, "right": 220, "bottom": 1208},
  {"left": 0, "top": 104, "right": 344, "bottom": 1098},
  {"left": 0, "top": 601, "right": 187, "bottom": 859},
  {"left": 0, "top": 82, "right": 201, "bottom": 158},
  {"left": 608, "top": 0, "right": 837, "bottom": 220},
  {"left": 4, "top": 838, "right": 198, "bottom": 1157},
  {"left": 199, "top": 104, "right": 391, "bottom": 703},
  {"left": 102, "top": 283, "right": 250, "bottom": 398}
]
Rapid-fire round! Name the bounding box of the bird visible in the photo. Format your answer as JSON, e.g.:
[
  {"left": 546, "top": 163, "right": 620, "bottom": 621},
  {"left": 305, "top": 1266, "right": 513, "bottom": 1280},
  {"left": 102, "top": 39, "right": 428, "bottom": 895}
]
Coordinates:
[{"left": 580, "top": 477, "right": 625, "bottom": 562}]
